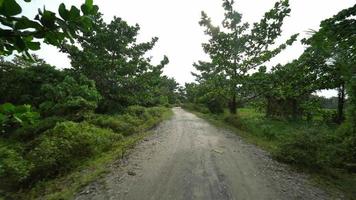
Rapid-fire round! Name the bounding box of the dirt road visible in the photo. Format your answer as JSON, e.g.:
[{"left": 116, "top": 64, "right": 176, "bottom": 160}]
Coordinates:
[{"left": 76, "top": 107, "right": 330, "bottom": 200}]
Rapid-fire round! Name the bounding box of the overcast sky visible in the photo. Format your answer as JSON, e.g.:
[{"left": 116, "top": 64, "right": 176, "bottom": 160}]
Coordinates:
[{"left": 20, "top": 0, "right": 355, "bottom": 97}]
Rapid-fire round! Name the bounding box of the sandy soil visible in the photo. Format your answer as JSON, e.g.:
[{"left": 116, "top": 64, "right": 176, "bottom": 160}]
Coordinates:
[{"left": 75, "top": 107, "right": 331, "bottom": 200}]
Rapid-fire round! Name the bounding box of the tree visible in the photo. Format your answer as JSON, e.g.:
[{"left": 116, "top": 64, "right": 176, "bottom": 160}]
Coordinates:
[
  {"left": 0, "top": 0, "right": 98, "bottom": 57},
  {"left": 196, "top": 0, "right": 298, "bottom": 114},
  {"left": 0, "top": 56, "right": 64, "bottom": 106},
  {"left": 39, "top": 75, "right": 101, "bottom": 119},
  {"left": 302, "top": 4, "right": 356, "bottom": 124},
  {"left": 64, "top": 14, "right": 170, "bottom": 112}
]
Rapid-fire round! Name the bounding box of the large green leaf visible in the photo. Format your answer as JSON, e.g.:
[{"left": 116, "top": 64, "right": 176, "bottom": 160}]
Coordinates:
[
  {"left": 59, "top": 3, "right": 69, "bottom": 21},
  {"left": 69, "top": 6, "right": 80, "bottom": 20},
  {"left": 40, "top": 10, "right": 56, "bottom": 28},
  {"left": 15, "top": 16, "right": 42, "bottom": 30},
  {"left": 85, "top": 0, "right": 93, "bottom": 9},
  {"left": 0, "top": 103, "right": 16, "bottom": 114},
  {"left": 26, "top": 41, "right": 41, "bottom": 50},
  {"left": 0, "top": 0, "right": 21, "bottom": 16}
]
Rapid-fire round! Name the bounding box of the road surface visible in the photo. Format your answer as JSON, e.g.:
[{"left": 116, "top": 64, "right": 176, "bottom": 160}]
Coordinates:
[{"left": 76, "top": 107, "right": 330, "bottom": 200}]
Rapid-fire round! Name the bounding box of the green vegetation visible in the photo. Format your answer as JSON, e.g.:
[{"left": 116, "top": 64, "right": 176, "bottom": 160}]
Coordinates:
[
  {"left": 0, "top": 1, "right": 178, "bottom": 199},
  {"left": 182, "top": 105, "right": 356, "bottom": 198},
  {"left": 182, "top": 1, "right": 355, "bottom": 197},
  {"left": 1, "top": 0, "right": 355, "bottom": 198}
]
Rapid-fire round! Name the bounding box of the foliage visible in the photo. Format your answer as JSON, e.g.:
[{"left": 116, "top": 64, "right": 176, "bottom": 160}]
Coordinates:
[
  {"left": 27, "top": 121, "right": 121, "bottom": 179},
  {"left": 0, "top": 1, "right": 176, "bottom": 198},
  {"left": 0, "top": 103, "right": 40, "bottom": 136},
  {"left": 0, "top": 57, "right": 64, "bottom": 106},
  {"left": 195, "top": 0, "right": 298, "bottom": 113},
  {"left": 39, "top": 75, "right": 101, "bottom": 118},
  {"left": 0, "top": 0, "right": 98, "bottom": 57},
  {"left": 274, "top": 129, "right": 334, "bottom": 169},
  {"left": 88, "top": 106, "right": 168, "bottom": 136},
  {"left": 63, "top": 14, "right": 175, "bottom": 112},
  {"left": 301, "top": 4, "right": 356, "bottom": 124},
  {"left": 12, "top": 116, "right": 66, "bottom": 142},
  {"left": 0, "top": 141, "right": 32, "bottom": 190}
]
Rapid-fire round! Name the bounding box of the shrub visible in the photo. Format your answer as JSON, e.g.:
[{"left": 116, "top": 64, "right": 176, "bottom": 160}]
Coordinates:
[
  {"left": 336, "top": 122, "right": 356, "bottom": 166},
  {"left": 0, "top": 141, "right": 32, "bottom": 190},
  {"left": 182, "top": 103, "right": 210, "bottom": 114},
  {"left": 12, "top": 116, "right": 66, "bottom": 142},
  {"left": 273, "top": 129, "right": 335, "bottom": 169},
  {"left": 27, "top": 121, "right": 121, "bottom": 179},
  {"left": 224, "top": 114, "right": 246, "bottom": 130},
  {"left": 0, "top": 103, "right": 40, "bottom": 136},
  {"left": 260, "top": 125, "right": 276, "bottom": 140},
  {"left": 90, "top": 107, "right": 167, "bottom": 136},
  {"left": 206, "top": 98, "right": 224, "bottom": 114},
  {"left": 146, "top": 107, "right": 165, "bottom": 118},
  {"left": 39, "top": 75, "right": 101, "bottom": 118},
  {"left": 125, "top": 105, "right": 150, "bottom": 120}
]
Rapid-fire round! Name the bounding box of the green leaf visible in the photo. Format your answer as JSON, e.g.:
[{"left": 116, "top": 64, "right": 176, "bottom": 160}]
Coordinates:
[
  {"left": 40, "top": 10, "right": 56, "bottom": 28},
  {"left": 81, "top": 4, "right": 90, "bottom": 15},
  {"left": 0, "top": 0, "right": 22, "bottom": 16},
  {"left": 69, "top": 6, "right": 80, "bottom": 20},
  {"left": 15, "top": 37, "right": 27, "bottom": 51},
  {"left": 0, "top": 103, "right": 16, "bottom": 114},
  {"left": 15, "top": 16, "right": 42, "bottom": 30},
  {"left": 85, "top": 0, "right": 93, "bottom": 9},
  {"left": 58, "top": 3, "right": 69, "bottom": 21},
  {"left": 80, "top": 16, "right": 92, "bottom": 30},
  {"left": 26, "top": 41, "right": 41, "bottom": 50}
]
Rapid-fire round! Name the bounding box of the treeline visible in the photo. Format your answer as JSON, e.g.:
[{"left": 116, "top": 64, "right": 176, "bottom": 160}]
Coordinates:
[
  {"left": 0, "top": 0, "right": 178, "bottom": 198},
  {"left": 182, "top": 0, "right": 355, "bottom": 178}
]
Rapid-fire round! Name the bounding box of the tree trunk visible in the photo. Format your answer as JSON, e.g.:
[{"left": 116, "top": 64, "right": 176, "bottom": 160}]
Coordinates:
[
  {"left": 337, "top": 83, "right": 345, "bottom": 124},
  {"left": 229, "top": 93, "right": 237, "bottom": 114}
]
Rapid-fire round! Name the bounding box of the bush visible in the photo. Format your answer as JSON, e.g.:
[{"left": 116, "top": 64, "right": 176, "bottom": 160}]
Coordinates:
[
  {"left": 146, "top": 107, "right": 165, "bottom": 118},
  {"left": 273, "top": 129, "right": 337, "bottom": 169},
  {"left": 182, "top": 103, "right": 209, "bottom": 114},
  {"left": 336, "top": 122, "right": 356, "bottom": 165},
  {"left": 206, "top": 98, "right": 224, "bottom": 114},
  {"left": 39, "top": 75, "right": 101, "bottom": 118},
  {"left": 27, "top": 121, "right": 121, "bottom": 179},
  {"left": 224, "top": 114, "right": 246, "bottom": 130},
  {"left": 260, "top": 125, "right": 277, "bottom": 140},
  {"left": 11, "top": 116, "right": 66, "bottom": 142},
  {"left": 90, "top": 106, "right": 167, "bottom": 136},
  {"left": 0, "top": 103, "right": 40, "bottom": 136},
  {"left": 125, "top": 105, "right": 150, "bottom": 120},
  {"left": 88, "top": 114, "right": 139, "bottom": 136},
  {"left": 0, "top": 141, "right": 32, "bottom": 190}
]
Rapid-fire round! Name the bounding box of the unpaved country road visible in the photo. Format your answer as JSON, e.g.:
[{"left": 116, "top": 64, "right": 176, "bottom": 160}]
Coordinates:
[{"left": 76, "top": 107, "right": 331, "bottom": 200}]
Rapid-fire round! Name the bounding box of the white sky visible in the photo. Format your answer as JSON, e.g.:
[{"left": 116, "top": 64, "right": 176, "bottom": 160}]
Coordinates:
[{"left": 20, "top": 0, "right": 355, "bottom": 97}]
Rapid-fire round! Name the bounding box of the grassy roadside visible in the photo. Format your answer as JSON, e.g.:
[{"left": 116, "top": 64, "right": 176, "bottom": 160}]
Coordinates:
[
  {"left": 11, "top": 108, "right": 173, "bottom": 200},
  {"left": 182, "top": 105, "right": 356, "bottom": 199}
]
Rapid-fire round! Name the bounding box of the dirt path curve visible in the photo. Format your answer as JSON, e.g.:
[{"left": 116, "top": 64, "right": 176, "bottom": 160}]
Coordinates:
[{"left": 76, "top": 107, "right": 331, "bottom": 200}]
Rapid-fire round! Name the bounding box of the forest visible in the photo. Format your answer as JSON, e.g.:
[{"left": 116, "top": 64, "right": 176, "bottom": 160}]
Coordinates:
[{"left": 0, "top": 0, "right": 355, "bottom": 199}]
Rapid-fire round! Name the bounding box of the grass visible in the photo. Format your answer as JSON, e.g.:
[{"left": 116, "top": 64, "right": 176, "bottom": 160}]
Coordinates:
[
  {"left": 182, "top": 104, "right": 356, "bottom": 199},
  {"left": 10, "top": 108, "right": 173, "bottom": 200}
]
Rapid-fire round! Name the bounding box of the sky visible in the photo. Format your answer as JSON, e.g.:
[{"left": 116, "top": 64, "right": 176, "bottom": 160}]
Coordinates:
[{"left": 20, "top": 0, "right": 355, "bottom": 97}]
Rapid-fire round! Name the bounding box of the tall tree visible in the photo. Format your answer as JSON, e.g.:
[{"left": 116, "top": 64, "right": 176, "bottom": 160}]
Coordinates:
[
  {"left": 64, "top": 14, "right": 169, "bottom": 112},
  {"left": 196, "top": 0, "right": 298, "bottom": 113},
  {"left": 302, "top": 4, "right": 356, "bottom": 124}
]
